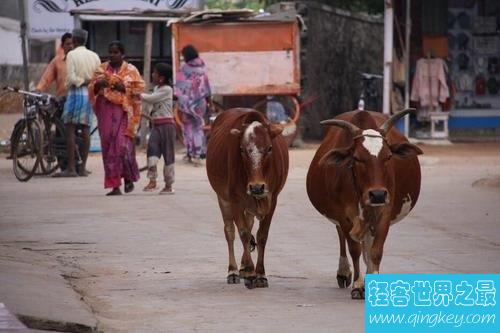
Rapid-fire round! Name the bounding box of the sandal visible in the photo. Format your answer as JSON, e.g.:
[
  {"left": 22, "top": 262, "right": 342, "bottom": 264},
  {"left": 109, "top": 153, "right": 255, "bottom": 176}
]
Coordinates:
[
  {"left": 78, "top": 170, "right": 90, "bottom": 177},
  {"left": 159, "top": 187, "right": 175, "bottom": 195},
  {"left": 52, "top": 170, "right": 78, "bottom": 178},
  {"left": 106, "top": 187, "right": 122, "bottom": 196},
  {"left": 124, "top": 181, "right": 135, "bottom": 193},
  {"left": 143, "top": 181, "right": 157, "bottom": 192}
]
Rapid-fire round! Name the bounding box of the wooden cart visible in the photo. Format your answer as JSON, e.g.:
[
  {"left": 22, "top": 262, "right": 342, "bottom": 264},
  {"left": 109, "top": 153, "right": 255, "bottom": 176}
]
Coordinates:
[{"left": 170, "top": 10, "right": 301, "bottom": 145}]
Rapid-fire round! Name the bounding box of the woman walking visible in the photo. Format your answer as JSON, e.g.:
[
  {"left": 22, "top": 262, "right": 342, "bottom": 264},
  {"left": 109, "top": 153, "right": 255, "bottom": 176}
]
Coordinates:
[
  {"left": 89, "top": 41, "right": 145, "bottom": 195},
  {"left": 175, "top": 45, "right": 211, "bottom": 166}
]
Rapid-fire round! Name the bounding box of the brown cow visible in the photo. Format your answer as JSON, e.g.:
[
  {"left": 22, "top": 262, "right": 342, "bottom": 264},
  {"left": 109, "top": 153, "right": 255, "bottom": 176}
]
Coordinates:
[
  {"left": 306, "top": 109, "right": 422, "bottom": 299},
  {"left": 206, "top": 108, "right": 289, "bottom": 289}
]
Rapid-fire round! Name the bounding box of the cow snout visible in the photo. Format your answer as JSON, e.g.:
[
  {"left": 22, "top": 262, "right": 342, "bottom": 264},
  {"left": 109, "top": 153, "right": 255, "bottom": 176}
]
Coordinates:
[
  {"left": 368, "top": 189, "right": 389, "bottom": 206},
  {"left": 248, "top": 184, "right": 266, "bottom": 196}
]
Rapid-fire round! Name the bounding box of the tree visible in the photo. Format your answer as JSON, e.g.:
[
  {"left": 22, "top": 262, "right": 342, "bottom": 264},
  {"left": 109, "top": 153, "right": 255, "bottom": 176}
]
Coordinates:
[
  {"left": 204, "top": 0, "right": 264, "bottom": 10},
  {"left": 259, "top": 0, "right": 384, "bottom": 14}
]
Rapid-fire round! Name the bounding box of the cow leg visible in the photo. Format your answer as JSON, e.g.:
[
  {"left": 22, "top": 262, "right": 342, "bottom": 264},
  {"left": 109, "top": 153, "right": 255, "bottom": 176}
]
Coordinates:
[
  {"left": 346, "top": 234, "right": 364, "bottom": 300},
  {"left": 362, "top": 232, "right": 375, "bottom": 274},
  {"left": 254, "top": 202, "right": 276, "bottom": 288},
  {"left": 217, "top": 196, "right": 239, "bottom": 284},
  {"left": 232, "top": 206, "right": 256, "bottom": 288},
  {"left": 244, "top": 211, "right": 257, "bottom": 252},
  {"left": 336, "top": 226, "right": 352, "bottom": 288},
  {"left": 370, "top": 221, "right": 390, "bottom": 274}
]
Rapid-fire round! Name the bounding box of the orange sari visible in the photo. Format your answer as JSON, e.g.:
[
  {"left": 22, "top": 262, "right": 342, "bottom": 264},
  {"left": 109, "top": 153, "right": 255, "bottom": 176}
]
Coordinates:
[{"left": 89, "top": 61, "right": 145, "bottom": 138}]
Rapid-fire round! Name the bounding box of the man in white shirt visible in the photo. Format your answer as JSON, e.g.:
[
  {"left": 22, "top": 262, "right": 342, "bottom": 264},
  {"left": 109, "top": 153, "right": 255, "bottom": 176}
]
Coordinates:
[{"left": 54, "top": 29, "right": 101, "bottom": 177}]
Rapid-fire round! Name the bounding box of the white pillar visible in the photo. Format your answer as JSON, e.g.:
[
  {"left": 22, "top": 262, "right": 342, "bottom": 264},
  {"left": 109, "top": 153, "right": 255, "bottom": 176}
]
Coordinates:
[
  {"left": 383, "top": 0, "right": 394, "bottom": 115},
  {"left": 404, "top": 0, "right": 411, "bottom": 137},
  {"left": 143, "top": 22, "right": 154, "bottom": 88}
]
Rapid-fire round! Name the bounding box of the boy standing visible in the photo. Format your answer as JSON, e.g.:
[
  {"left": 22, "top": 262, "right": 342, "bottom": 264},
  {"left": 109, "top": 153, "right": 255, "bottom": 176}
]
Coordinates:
[{"left": 141, "top": 63, "right": 176, "bottom": 194}]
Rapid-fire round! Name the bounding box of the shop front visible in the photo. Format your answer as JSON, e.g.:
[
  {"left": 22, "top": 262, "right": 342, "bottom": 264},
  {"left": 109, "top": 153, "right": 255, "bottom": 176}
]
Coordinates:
[{"left": 391, "top": 0, "right": 500, "bottom": 141}]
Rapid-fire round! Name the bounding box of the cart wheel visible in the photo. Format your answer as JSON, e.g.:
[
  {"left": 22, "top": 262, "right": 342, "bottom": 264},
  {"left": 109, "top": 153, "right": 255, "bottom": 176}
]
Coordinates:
[{"left": 252, "top": 95, "right": 301, "bottom": 146}]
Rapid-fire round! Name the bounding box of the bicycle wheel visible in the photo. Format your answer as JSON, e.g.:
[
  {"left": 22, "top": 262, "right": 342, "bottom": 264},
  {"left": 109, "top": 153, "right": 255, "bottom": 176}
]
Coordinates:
[
  {"left": 12, "top": 120, "right": 41, "bottom": 182},
  {"left": 38, "top": 117, "right": 65, "bottom": 175}
]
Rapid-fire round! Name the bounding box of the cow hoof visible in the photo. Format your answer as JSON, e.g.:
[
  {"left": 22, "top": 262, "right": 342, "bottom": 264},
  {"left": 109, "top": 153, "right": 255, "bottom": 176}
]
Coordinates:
[
  {"left": 337, "top": 273, "right": 352, "bottom": 288},
  {"left": 255, "top": 277, "right": 269, "bottom": 288},
  {"left": 244, "top": 277, "right": 256, "bottom": 289},
  {"left": 227, "top": 273, "right": 240, "bottom": 284},
  {"left": 351, "top": 288, "right": 365, "bottom": 300}
]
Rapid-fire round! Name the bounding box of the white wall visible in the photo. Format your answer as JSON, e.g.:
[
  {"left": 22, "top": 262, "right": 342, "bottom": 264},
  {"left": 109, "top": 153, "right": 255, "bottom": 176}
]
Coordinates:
[{"left": 0, "top": 17, "right": 22, "bottom": 65}]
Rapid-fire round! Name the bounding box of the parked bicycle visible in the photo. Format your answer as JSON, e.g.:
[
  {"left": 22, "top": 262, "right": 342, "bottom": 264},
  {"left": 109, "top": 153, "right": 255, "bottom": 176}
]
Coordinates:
[
  {"left": 3, "top": 86, "right": 86, "bottom": 181},
  {"left": 3, "top": 86, "right": 49, "bottom": 181}
]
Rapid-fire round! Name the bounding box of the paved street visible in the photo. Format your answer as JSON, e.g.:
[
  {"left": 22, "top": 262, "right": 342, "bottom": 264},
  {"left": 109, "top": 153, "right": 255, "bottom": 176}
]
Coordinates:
[{"left": 0, "top": 144, "right": 499, "bottom": 332}]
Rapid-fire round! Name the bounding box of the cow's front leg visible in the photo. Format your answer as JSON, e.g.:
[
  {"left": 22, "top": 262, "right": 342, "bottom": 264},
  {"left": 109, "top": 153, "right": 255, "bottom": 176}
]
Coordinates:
[
  {"left": 233, "top": 206, "right": 256, "bottom": 288},
  {"left": 345, "top": 234, "right": 364, "bottom": 299},
  {"left": 370, "top": 220, "right": 390, "bottom": 274},
  {"left": 218, "top": 197, "right": 239, "bottom": 284},
  {"left": 336, "top": 226, "right": 352, "bottom": 288},
  {"left": 254, "top": 202, "right": 276, "bottom": 288}
]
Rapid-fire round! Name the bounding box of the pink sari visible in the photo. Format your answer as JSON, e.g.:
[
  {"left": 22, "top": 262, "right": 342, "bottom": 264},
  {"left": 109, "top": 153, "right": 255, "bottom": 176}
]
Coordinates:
[{"left": 95, "top": 96, "right": 139, "bottom": 189}]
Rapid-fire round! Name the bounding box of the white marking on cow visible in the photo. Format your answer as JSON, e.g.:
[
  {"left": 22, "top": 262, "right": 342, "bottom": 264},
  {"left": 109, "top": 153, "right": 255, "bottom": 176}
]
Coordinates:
[
  {"left": 391, "top": 193, "right": 412, "bottom": 225},
  {"left": 361, "top": 129, "right": 384, "bottom": 157},
  {"left": 243, "top": 121, "right": 262, "bottom": 142},
  {"left": 337, "top": 256, "right": 351, "bottom": 277},
  {"left": 358, "top": 202, "right": 364, "bottom": 221},
  {"left": 353, "top": 273, "right": 364, "bottom": 289},
  {"left": 228, "top": 270, "right": 239, "bottom": 276},
  {"left": 243, "top": 121, "right": 263, "bottom": 170}
]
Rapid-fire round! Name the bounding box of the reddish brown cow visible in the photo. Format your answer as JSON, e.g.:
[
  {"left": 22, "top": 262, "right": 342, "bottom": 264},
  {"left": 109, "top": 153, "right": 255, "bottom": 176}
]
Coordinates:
[
  {"left": 206, "top": 108, "right": 289, "bottom": 289},
  {"left": 306, "top": 109, "right": 422, "bottom": 299}
]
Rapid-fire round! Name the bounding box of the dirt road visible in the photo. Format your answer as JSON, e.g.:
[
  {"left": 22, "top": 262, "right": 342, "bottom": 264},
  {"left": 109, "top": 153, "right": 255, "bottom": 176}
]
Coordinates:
[{"left": 0, "top": 143, "right": 499, "bottom": 332}]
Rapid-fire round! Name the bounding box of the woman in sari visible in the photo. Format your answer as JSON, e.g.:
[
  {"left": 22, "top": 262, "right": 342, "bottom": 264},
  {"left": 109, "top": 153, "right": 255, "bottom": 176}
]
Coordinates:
[
  {"left": 175, "top": 44, "right": 211, "bottom": 166},
  {"left": 89, "top": 41, "right": 145, "bottom": 195}
]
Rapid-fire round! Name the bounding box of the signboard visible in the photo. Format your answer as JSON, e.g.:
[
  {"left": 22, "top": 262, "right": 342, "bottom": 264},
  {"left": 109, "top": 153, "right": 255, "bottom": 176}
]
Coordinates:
[
  {"left": 171, "top": 21, "right": 300, "bottom": 96},
  {"left": 26, "top": 0, "right": 202, "bottom": 39}
]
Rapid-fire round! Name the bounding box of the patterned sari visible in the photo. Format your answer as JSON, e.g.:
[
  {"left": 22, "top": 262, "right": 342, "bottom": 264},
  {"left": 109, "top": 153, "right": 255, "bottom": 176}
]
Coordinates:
[
  {"left": 175, "top": 58, "right": 211, "bottom": 158},
  {"left": 89, "top": 61, "right": 145, "bottom": 188}
]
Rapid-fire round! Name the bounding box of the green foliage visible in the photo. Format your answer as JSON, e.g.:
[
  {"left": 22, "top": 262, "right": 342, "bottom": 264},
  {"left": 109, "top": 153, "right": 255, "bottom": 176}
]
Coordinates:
[
  {"left": 204, "top": 0, "right": 264, "bottom": 10},
  {"left": 203, "top": 0, "right": 384, "bottom": 14},
  {"left": 260, "top": 0, "right": 384, "bottom": 14}
]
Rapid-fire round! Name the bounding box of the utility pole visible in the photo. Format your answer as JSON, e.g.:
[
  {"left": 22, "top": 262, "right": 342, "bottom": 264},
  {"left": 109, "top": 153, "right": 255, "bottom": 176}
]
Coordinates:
[
  {"left": 18, "top": 0, "right": 30, "bottom": 90},
  {"left": 382, "top": 0, "right": 393, "bottom": 115}
]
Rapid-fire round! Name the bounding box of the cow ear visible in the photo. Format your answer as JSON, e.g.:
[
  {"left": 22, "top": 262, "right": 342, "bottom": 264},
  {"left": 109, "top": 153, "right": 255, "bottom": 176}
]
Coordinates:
[
  {"left": 230, "top": 129, "right": 241, "bottom": 136},
  {"left": 319, "top": 148, "right": 352, "bottom": 167},
  {"left": 390, "top": 142, "right": 423, "bottom": 159},
  {"left": 269, "top": 124, "right": 283, "bottom": 138}
]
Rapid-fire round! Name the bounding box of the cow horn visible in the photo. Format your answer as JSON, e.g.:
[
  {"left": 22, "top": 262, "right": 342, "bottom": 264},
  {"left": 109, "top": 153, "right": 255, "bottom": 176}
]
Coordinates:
[
  {"left": 320, "top": 119, "right": 360, "bottom": 136},
  {"left": 379, "top": 108, "right": 416, "bottom": 134}
]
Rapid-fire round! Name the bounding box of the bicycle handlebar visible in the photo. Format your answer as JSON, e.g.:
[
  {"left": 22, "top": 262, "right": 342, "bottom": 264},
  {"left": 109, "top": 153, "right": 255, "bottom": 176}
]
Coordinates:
[{"left": 3, "top": 86, "right": 54, "bottom": 104}]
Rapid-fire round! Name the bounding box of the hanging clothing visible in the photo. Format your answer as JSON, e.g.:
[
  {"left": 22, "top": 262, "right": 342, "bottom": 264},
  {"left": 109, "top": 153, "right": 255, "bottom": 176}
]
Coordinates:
[
  {"left": 175, "top": 57, "right": 211, "bottom": 158},
  {"left": 411, "top": 58, "right": 450, "bottom": 108}
]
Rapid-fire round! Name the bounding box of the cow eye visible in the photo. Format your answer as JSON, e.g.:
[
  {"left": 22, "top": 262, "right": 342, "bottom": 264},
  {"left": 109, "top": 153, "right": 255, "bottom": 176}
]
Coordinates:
[
  {"left": 353, "top": 156, "right": 362, "bottom": 163},
  {"left": 267, "top": 146, "right": 272, "bottom": 153},
  {"left": 240, "top": 147, "right": 244, "bottom": 154}
]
